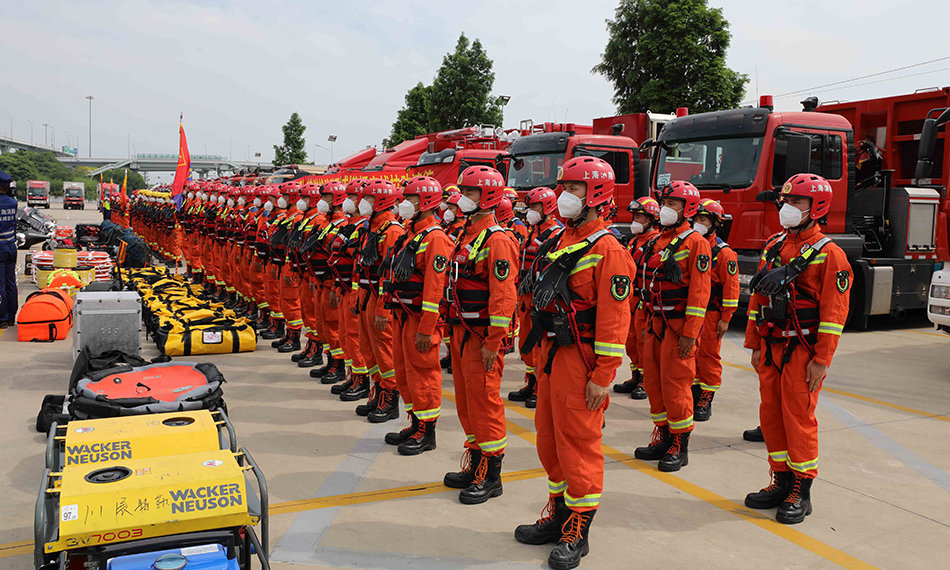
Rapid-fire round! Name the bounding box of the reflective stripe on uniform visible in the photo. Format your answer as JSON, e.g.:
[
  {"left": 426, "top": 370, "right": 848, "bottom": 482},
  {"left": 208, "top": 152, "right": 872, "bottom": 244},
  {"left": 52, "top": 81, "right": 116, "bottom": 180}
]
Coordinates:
[
  {"left": 422, "top": 301, "right": 440, "bottom": 313},
  {"left": 489, "top": 315, "right": 511, "bottom": 327},
  {"left": 809, "top": 253, "right": 828, "bottom": 265},
  {"left": 685, "top": 306, "right": 707, "bottom": 318},
  {"left": 569, "top": 254, "right": 603, "bottom": 276},
  {"left": 414, "top": 407, "right": 441, "bottom": 420},
  {"left": 351, "top": 365, "right": 368, "bottom": 375},
  {"left": 817, "top": 322, "right": 844, "bottom": 336},
  {"left": 478, "top": 436, "right": 507, "bottom": 452},
  {"left": 787, "top": 457, "right": 818, "bottom": 472},
  {"left": 548, "top": 480, "right": 567, "bottom": 495},
  {"left": 329, "top": 347, "right": 344, "bottom": 357},
  {"left": 768, "top": 450, "right": 789, "bottom": 463},
  {"left": 673, "top": 249, "right": 690, "bottom": 261},
  {"left": 466, "top": 434, "right": 477, "bottom": 443},
  {"left": 380, "top": 368, "right": 395, "bottom": 379},
  {"left": 651, "top": 411, "right": 667, "bottom": 425},
  {"left": 668, "top": 415, "right": 694, "bottom": 430},
  {"left": 368, "top": 365, "right": 380, "bottom": 376},
  {"left": 564, "top": 491, "right": 601, "bottom": 509},
  {"left": 593, "top": 341, "right": 625, "bottom": 357},
  {"left": 722, "top": 299, "right": 739, "bottom": 308}
]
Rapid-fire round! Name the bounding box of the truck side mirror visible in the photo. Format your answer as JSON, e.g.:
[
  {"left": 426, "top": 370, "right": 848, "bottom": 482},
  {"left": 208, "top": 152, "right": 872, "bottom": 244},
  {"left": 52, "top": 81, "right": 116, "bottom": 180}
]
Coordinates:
[
  {"left": 756, "top": 189, "right": 778, "bottom": 202},
  {"left": 918, "top": 118, "right": 937, "bottom": 160},
  {"left": 639, "top": 138, "right": 654, "bottom": 150}
]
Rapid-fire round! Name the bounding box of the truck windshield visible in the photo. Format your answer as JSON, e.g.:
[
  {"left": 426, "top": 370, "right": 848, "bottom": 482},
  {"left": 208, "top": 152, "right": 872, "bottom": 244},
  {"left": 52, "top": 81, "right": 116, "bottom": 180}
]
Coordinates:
[
  {"left": 507, "top": 152, "right": 564, "bottom": 190},
  {"left": 66, "top": 189, "right": 83, "bottom": 197},
  {"left": 29, "top": 188, "right": 46, "bottom": 196},
  {"left": 655, "top": 137, "right": 763, "bottom": 189}
]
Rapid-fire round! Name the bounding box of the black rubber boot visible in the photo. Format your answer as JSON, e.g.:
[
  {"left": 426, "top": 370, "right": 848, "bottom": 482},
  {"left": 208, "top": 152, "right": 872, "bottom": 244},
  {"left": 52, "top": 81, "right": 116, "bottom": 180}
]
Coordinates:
[
  {"left": 525, "top": 393, "right": 537, "bottom": 409},
  {"left": 658, "top": 431, "right": 689, "bottom": 472},
  {"left": 277, "top": 329, "right": 301, "bottom": 353},
  {"left": 776, "top": 474, "right": 813, "bottom": 524},
  {"left": 233, "top": 299, "right": 248, "bottom": 316},
  {"left": 270, "top": 332, "right": 288, "bottom": 348},
  {"left": 398, "top": 420, "right": 437, "bottom": 456},
  {"left": 341, "top": 375, "right": 371, "bottom": 402},
  {"left": 613, "top": 370, "right": 638, "bottom": 393},
  {"left": 224, "top": 292, "right": 237, "bottom": 309},
  {"left": 385, "top": 412, "right": 419, "bottom": 446},
  {"left": 459, "top": 453, "right": 503, "bottom": 505},
  {"left": 514, "top": 496, "right": 570, "bottom": 545},
  {"left": 251, "top": 309, "right": 269, "bottom": 330},
  {"left": 694, "top": 390, "right": 715, "bottom": 422},
  {"left": 691, "top": 383, "right": 702, "bottom": 407},
  {"left": 634, "top": 425, "right": 671, "bottom": 460},
  {"left": 298, "top": 343, "right": 325, "bottom": 368},
  {"left": 367, "top": 388, "right": 400, "bottom": 423},
  {"left": 291, "top": 339, "right": 316, "bottom": 362},
  {"left": 629, "top": 380, "right": 647, "bottom": 400},
  {"left": 745, "top": 470, "right": 794, "bottom": 509},
  {"left": 309, "top": 358, "right": 335, "bottom": 379},
  {"left": 548, "top": 510, "right": 596, "bottom": 570},
  {"left": 320, "top": 360, "right": 346, "bottom": 385},
  {"left": 743, "top": 426, "right": 765, "bottom": 442},
  {"left": 331, "top": 373, "right": 356, "bottom": 395},
  {"left": 260, "top": 319, "right": 284, "bottom": 340},
  {"left": 508, "top": 373, "right": 536, "bottom": 402},
  {"left": 444, "top": 449, "right": 481, "bottom": 489},
  {"left": 440, "top": 354, "right": 452, "bottom": 373},
  {"left": 355, "top": 382, "right": 380, "bottom": 414}
]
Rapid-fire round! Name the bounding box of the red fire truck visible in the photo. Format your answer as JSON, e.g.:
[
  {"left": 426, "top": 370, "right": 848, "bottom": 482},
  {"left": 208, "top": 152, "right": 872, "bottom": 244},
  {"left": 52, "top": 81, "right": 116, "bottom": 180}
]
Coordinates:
[
  {"left": 504, "top": 113, "right": 674, "bottom": 221},
  {"left": 646, "top": 88, "right": 950, "bottom": 328},
  {"left": 407, "top": 126, "right": 512, "bottom": 187}
]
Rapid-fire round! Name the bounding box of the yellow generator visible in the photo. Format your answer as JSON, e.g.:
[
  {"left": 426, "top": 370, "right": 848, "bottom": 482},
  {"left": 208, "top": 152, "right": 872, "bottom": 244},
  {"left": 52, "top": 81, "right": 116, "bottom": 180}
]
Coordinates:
[
  {"left": 46, "top": 410, "right": 237, "bottom": 471},
  {"left": 34, "top": 448, "right": 268, "bottom": 570}
]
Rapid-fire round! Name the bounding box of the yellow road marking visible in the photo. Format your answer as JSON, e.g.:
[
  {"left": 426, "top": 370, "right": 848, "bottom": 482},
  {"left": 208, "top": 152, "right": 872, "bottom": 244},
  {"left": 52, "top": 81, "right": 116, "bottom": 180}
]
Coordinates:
[
  {"left": 724, "top": 360, "right": 950, "bottom": 423},
  {"left": 903, "top": 329, "right": 949, "bottom": 339},
  {"left": 0, "top": 541, "right": 30, "bottom": 558}
]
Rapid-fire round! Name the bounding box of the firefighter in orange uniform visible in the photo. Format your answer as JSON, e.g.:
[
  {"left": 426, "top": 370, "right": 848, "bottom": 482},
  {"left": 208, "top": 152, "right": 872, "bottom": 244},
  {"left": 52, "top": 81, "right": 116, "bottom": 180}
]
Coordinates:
[
  {"left": 614, "top": 197, "right": 661, "bottom": 399},
  {"left": 439, "top": 190, "right": 467, "bottom": 373},
  {"left": 442, "top": 165, "right": 518, "bottom": 505},
  {"left": 513, "top": 157, "right": 633, "bottom": 569},
  {"left": 271, "top": 183, "right": 305, "bottom": 352},
  {"left": 744, "top": 174, "right": 851, "bottom": 525},
  {"left": 252, "top": 186, "right": 278, "bottom": 330},
  {"left": 260, "top": 185, "right": 287, "bottom": 338},
  {"left": 634, "top": 180, "right": 711, "bottom": 472},
  {"left": 382, "top": 176, "right": 453, "bottom": 455},
  {"left": 509, "top": 187, "right": 563, "bottom": 409},
  {"left": 355, "top": 179, "right": 406, "bottom": 422},
  {"left": 691, "top": 198, "right": 739, "bottom": 421},
  {"left": 286, "top": 183, "right": 325, "bottom": 364},
  {"left": 309, "top": 182, "right": 350, "bottom": 383}
]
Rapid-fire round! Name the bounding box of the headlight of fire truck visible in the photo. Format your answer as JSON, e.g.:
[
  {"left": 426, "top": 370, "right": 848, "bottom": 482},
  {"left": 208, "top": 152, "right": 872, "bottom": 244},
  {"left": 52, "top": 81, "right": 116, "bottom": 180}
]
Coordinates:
[{"left": 931, "top": 285, "right": 950, "bottom": 300}]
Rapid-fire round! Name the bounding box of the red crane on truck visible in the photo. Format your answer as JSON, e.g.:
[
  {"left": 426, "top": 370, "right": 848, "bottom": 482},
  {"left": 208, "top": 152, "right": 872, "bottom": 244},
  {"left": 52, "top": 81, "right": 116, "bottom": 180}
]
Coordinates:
[{"left": 644, "top": 88, "right": 950, "bottom": 328}]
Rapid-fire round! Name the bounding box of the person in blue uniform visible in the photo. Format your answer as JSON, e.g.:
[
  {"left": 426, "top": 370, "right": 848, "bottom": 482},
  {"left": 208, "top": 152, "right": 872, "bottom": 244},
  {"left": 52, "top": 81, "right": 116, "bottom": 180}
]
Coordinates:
[{"left": 0, "top": 170, "right": 18, "bottom": 328}]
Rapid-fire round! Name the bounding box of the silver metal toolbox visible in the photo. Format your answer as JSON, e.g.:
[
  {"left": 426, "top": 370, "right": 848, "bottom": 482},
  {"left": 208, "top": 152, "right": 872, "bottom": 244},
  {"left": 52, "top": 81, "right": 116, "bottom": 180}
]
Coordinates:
[{"left": 72, "top": 291, "right": 142, "bottom": 360}]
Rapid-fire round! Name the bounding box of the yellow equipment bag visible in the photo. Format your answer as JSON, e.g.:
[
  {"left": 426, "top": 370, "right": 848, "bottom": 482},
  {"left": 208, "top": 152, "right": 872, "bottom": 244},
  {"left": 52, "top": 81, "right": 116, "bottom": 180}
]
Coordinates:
[{"left": 156, "top": 321, "right": 257, "bottom": 356}]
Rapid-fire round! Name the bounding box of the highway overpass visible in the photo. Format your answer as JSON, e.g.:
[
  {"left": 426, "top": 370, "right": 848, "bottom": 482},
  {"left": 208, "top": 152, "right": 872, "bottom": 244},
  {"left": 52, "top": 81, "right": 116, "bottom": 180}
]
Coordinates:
[
  {"left": 0, "top": 134, "right": 74, "bottom": 157},
  {"left": 56, "top": 154, "right": 274, "bottom": 176}
]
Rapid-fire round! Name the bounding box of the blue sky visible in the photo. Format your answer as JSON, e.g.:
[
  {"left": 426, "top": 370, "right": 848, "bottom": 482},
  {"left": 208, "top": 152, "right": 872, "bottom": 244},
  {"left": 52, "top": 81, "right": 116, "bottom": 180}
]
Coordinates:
[{"left": 2, "top": 0, "right": 948, "bottom": 180}]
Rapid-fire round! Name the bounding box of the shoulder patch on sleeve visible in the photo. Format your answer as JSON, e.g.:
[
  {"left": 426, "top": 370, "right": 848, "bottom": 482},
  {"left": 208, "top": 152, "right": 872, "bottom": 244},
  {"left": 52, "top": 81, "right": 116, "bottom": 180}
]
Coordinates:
[
  {"left": 433, "top": 254, "right": 448, "bottom": 273},
  {"left": 697, "top": 254, "right": 710, "bottom": 273},
  {"left": 494, "top": 259, "right": 511, "bottom": 281},
  {"left": 727, "top": 259, "right": 738, "bottom": 276},
  {"left": 836, "top": 270, "right": 850, "bottom": 293},
  {"left": 611, "top": 275, "right": 631, "bottom": 301}
]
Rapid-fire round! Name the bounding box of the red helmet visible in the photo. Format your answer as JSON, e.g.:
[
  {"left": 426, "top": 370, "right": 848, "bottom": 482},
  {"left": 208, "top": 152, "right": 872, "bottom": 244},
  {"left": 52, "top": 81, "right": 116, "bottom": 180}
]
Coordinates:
[
  {"left": 280, "top": 181, "right": 302, "bottom": 200},
  {"left": 696, "top": 198, "right": 727, "bottom": 224},
  {"left": 446, "top": 193, "right": 464, "bottom": 208},
  {"left": 628, "top": 196, "right": 661, "bottom": 222},
  {"left": 298, "top": 183, "right": 319, "bottom": 198},
  {"left": 525, "top": 187, "right": 558, "bottom": 216},
  {"left": 457, "top": 165, "right": 506, "bottom": 209},
  {"left": 345, "top": 179, "right": 366, "bottom": 197},
  {"left": 558, "top": 156, "right": 615, "bottom": 207},
  {"left": 402, "top": 176, "right": 443, "bottom": 212},
  {"left": 781, "top": 173, "right": 833, "bottom": 220},
  {"left": 443, "top": 185, "right": 460, "bottom": 199},
  {"left": 364, "top": 179, "right": 402, "bottom": 211},
  {"left": 262, "top": 185, "right": 280, "bottom": 199},
  {"left": 496, "top": 197, "right": 514, "bottom": 223},
  {"left": 656, "top": 180, "right": 701, "bottom": 218},
  {"left": 228, "top": 187, "right": 240, "bottom": 198},
  {"left": 321, "top": 180, "right": 347, "bottom": 206}
]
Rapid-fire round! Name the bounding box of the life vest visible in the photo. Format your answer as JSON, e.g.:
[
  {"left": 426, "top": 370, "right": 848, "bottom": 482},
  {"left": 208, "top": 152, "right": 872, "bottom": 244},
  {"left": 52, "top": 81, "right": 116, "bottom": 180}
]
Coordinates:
[
  {"left": 357, "top": 220, "right": 398, "bottom": 293},
  {"left": 302, "top": 217, "right": 345, "bottom": 281},
  {"left": 329, "top": 218, "right": 368, "bottom": 291},
  {"left": 752, "top": 235, "right": 832, "bottom": 350},
  {"left": 642, "top": 229, "right": 695, "bottom": 319},
  {"left": 518, "top": 222, "right": 564, "bottom": 289},
  {"left": 446, "top": 225, "right": 503, "bottom": 327},
  {"left": 385, "top": 225, "right": 443, "bottom": 312},
  {"left": 708, "top": 238, "right": 732, "bottom": 312}
]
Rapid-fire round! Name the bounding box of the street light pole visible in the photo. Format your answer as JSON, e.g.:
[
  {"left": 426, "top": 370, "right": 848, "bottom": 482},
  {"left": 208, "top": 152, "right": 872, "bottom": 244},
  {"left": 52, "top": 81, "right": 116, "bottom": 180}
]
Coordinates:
[
  {"left": 28, "top": 120, "right": 33, "bottom": 144},
  {"left": 128, "top": 134, "right": 131, "bottom": 158},
  {"left": 247, "top": 145, "right": 250, "bottom": 161},
  {"left": 327, "top": 134, "right": 337, "bottom": 164},
  {"left": 50, "top": 126, "right": 55, "bottom": 146},
  {"left": 6, "top": 115, "right": 11, "bottom": 140},
  {"left": 229, "top": 138, "right": 232, "bottom": 161},
  {"left": 86, "top": 95, "right": 94, "bottom": 157},
  {"left": 43, "top": 123, "right": 49, "bottom": 146}
]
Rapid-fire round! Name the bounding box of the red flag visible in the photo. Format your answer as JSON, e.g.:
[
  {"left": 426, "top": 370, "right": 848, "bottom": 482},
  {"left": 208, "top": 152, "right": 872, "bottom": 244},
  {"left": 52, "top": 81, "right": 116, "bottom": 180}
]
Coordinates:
[{"left": 171, "top": 118, "right": 190, "bottom": 209}]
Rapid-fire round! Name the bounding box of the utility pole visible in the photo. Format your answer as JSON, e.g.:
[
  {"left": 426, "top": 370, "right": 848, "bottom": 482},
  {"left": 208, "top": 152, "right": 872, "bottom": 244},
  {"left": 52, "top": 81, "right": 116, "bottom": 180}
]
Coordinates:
[
  {"left": 28, "top": 120, "right": 33, "bottom": 144},
  {"left": 229, "top": 137, "right": 232, "bottom": 161},
  {"left": 86, "top": 96, "right": 94, "bottom": 157},
  {"left": 43, "top": 123, "right": 49, "bottom": 145},
  {"left": 6, "top": 115, "right": 11, "bottom": 140},
  {"left": 128, "top": 134, "right": 131, "bottom": 158},
  {"left": 328, "top": 134, "right": 337, "bottom": 164}
]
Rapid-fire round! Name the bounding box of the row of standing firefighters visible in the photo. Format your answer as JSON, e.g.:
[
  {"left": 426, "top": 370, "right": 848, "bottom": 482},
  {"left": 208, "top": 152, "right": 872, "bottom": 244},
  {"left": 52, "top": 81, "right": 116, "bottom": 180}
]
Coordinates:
[{"left": 128, "top": 161, "right": 852, "bottom": 570}]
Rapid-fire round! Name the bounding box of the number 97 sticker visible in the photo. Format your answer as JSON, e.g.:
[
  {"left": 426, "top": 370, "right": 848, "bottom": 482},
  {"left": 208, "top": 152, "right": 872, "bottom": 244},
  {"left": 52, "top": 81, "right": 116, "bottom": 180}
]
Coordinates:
[{"left": 61, "top": 504, "right": 79, "bottom": 522}]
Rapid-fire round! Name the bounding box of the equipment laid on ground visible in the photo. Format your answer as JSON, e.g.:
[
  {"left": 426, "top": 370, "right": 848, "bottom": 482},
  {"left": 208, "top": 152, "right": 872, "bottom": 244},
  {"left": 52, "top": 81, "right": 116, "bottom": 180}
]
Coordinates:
[
  {"left": 155, "top": 318, "right": 257, "bottom": 357},
  {"left": 73, "top": 291, "right": 142, "bottom": 361},
  {"left": 45, "top": 409, "right": 236, "bottom": 472},
  {"left": 34, "top": 447, "right": 269, "bottom": 570},
  {"left": 17, "top": 289, "right": 74, "bottom": 342}
]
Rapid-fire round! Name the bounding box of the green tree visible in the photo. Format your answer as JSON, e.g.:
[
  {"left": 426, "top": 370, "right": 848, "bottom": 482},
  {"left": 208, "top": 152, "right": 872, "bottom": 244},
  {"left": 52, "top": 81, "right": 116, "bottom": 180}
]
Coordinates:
[
  {"left": 427, "top": 33, "right": 504, "bottom": 132},
  {"left": 388, "top": 82, "right": 431, "bottom": 147},
  {"left": 273, "top": 112, "right": 308, "bottom": 166},
  {"left": 0, "top": 150, "right": 147, "bottom": 200},
  {"left": 593, "top": 0, "right": 748, "bottom": 114}
]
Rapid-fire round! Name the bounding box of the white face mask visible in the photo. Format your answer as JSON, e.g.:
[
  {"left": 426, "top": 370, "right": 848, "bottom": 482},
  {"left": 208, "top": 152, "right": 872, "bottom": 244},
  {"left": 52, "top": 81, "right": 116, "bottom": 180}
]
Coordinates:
[
  {"left": 298, "top": 199, "right": 309, "bottom": 212},
  {"left": 659, "top": 205, "right": 680, "bottom": 226},
  {"left": 779, "top": 203, "right": 809, "bottom": 228},
  {"left": 226, "top": 198, "right": 235, "bottom": 208},
  {"left": 456, "top": 195, "right": 478, "bottom": 214},
  {"left": 439, "top": 202, "right": 449, "bottom": 211},
  {"left": 630, "top": 221, "right": 644, "bottom": 235},
  {"left": 263, "top": 200, "right": 274, "bottom": 212},
  {"left": 316, "top": 199, "right": 329, "bottom": 214},
  {"left": 342, "top": 197, "right": 356, "bottom": 214},
  {"left": 442, "top": 209, "right": 456, "bottom": 223},
  {"left": 253, "top": 197, "right": 261, "bottom": 208},
  {"left": 398, "top": 199, "right": 416, "bottom": 220},
  {"left": 525, "top": 209, "right": 542, "bottom": 226},
  {"left": 277, "top": 197, "right": 288, "bottom": 209},
  {"left": 238, "top": 197, "right": 245, "bottom": 206},
  {"left": 218, "top": 195, "right": 226, "bottom": 204},
  {"left": 187, "top": 192, "right": 194, "bottom": 200},
  {"left": 557, "top": 191, "right": 584, "bottom": 219},
  {"left": 358, "top": 198, "right": 373, "bottom": 217},
  {"left": 692, "top": 222, "right": 709, "bottom": 236}
]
